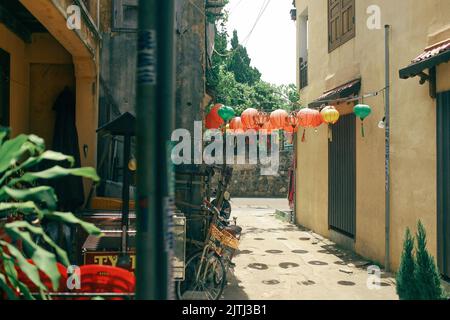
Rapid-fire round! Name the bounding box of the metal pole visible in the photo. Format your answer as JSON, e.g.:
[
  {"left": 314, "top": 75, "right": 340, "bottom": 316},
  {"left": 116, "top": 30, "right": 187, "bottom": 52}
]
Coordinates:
[
  {"left": 384, "top": 24, "right": 391, "bottom": 272},
  {"left": 135, "top": 0, "right": 176, "bottom": 300}
]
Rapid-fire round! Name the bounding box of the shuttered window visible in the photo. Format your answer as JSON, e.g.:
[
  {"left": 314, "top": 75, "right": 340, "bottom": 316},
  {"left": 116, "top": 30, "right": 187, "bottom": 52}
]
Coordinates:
[
  {"left": 328, "top": 0, "right": 355, "bottom": 52},
  {"left": 113, "top": 0, "right": 138, "bottom": 31}
]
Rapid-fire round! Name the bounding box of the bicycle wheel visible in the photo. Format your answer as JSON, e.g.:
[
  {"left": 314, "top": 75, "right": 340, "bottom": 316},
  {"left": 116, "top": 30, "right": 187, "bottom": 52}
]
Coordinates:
[{"left": 176, "top": 250, "right": 226, "bottom": 300}]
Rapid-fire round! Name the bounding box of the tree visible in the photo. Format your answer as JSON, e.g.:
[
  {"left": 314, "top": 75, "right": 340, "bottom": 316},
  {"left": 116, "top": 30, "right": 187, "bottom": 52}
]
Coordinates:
[
  {"left": 396, "top": 228, "right": 417, "bottom": 300},
  {"left": 395, "top": 221, "right": 446, "bottom": 300},
  {"left": 414, "top": 221, "right": 444, "bottom": 300},
  {"left": 206, "top": 26, "right": 300, "bottom": 115},
  {"left": 227, "top": 31, "right": 261, "bottom": 86}
]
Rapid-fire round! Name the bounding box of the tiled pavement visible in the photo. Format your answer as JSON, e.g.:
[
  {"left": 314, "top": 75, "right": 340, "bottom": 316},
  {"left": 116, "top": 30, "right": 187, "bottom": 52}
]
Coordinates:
[{"left": 222, "top": 198, "right": 398, "bottom": 300}]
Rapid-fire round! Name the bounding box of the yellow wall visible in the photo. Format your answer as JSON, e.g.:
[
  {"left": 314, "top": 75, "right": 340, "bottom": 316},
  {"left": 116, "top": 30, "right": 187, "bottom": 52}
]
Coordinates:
[
  {"left": 0, "top": 25, "right": 29, "bottom": 137},
  {"left": 295, "top": 0, "right": 450, "bottom": 270}
]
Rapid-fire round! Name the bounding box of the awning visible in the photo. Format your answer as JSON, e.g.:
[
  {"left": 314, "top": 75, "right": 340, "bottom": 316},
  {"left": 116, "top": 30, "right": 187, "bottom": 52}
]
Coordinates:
[
  {"left": 309, "top": 78, "right": 361, "bottom": 109},
  {"left": 399, "top": 39, "right": 450, "bottom": 79}
]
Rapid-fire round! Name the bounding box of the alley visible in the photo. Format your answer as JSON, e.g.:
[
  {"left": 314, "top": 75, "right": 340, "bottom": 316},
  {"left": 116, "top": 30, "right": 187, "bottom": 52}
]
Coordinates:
[{"left": 223, "top": 199, "right": 398, "bottom": 300}]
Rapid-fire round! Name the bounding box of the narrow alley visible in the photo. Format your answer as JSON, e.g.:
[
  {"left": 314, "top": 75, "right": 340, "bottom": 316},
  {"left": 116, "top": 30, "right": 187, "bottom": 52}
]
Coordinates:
[{"left": 223, "top": 199, "right": 398, "bottom": 300}]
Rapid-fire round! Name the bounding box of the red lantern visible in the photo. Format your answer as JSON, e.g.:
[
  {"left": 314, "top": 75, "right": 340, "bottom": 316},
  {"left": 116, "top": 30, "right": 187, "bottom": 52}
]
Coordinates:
[
  {"left": 298, "top": 108, "right": 323, "bottom": 142},
  {"left": 205, "top": 104, "right": 225, "bottom": 129},
  {"left": 241, "top": 108, "right": 259, "bottom": 130},
  {"left": 254, "top": 111, "right": 270, "bottom": 130},
  {"left": 260, "top": 120, "right": 273, "bottom": 134},
  {"left": 284, "top": 111, "right": 300, "bottom": 133},
  {"left": 229, "top": 117, "right": 244, "bottom": 133},
  {"left": 270, "top": 109, "right": 289, "bottom": 129}
]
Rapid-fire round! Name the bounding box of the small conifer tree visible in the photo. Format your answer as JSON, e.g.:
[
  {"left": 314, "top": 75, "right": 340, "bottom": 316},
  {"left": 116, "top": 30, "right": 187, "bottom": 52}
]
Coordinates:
[
  {"left": 414, "top": 221, "right": 444, "bottom": 300},
  {"left": 396, "top": 228, "right": 417, "bottom": 300}
]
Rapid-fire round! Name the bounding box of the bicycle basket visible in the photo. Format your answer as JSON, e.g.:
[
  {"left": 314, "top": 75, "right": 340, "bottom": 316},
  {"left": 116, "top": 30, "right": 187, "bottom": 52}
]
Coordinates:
[
  {"left": 221, "top": 230, "right": 239, "bottom": 250},
  {"left": 209, "top": 224, "right": 224, "bottom": 242}
]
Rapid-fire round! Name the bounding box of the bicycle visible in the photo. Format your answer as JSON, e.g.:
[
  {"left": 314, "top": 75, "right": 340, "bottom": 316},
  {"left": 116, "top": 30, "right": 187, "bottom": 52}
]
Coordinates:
[{"left": 176, "top": 200, "right": 240, "bottom": 300}]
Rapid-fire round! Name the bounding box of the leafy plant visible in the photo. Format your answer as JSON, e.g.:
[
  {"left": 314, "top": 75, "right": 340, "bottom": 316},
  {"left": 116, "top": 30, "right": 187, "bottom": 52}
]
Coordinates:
[
  {"left": 0, "top": 127, "right": 102, "bottom": 300},
  {"left": 396, "top": 221, "right": 445, "bottom": 300}
]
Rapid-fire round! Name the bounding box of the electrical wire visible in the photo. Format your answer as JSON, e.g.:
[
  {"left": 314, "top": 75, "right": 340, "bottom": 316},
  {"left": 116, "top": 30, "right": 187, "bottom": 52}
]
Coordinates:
[{"left": 242, "top": 0, "right": 272, "bottom": 46}]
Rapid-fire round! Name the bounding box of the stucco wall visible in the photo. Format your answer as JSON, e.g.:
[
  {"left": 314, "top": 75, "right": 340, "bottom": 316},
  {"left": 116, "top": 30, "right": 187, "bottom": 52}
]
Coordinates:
[
  {"left": 295, "top": 0, "right": 450, "bottom": 270},
  {"left": 0, "top": 25, "right": 30, "bottom": 137}
]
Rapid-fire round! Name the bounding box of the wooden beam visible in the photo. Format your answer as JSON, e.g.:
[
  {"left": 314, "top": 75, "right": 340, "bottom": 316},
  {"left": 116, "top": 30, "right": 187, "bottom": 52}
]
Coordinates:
[{"left": 0, "top": 3, "right": 32, "bottom": 43}]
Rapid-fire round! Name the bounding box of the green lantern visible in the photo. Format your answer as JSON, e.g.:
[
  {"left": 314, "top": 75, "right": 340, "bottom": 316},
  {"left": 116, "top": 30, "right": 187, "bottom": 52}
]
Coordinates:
[
  {"left": 218, "top": 105, "right": 236, "bottom": 122},
  {"left": 353, "top": 104, "right": 372, "bottom": 137}
]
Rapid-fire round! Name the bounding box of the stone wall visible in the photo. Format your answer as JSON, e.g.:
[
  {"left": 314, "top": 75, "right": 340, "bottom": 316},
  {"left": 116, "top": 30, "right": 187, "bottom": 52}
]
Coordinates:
[{"left": 220, "top": 150, "right": 294, "bottom": 198}]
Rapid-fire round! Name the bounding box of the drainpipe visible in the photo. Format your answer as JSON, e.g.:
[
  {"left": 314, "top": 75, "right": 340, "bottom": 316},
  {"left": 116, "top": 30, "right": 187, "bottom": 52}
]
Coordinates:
[
  {"left": 135, "top": 0, "right": 176, "bottom": 300},
  {"left": 384, "top": 24, "right": 391, "bottom": 272}
]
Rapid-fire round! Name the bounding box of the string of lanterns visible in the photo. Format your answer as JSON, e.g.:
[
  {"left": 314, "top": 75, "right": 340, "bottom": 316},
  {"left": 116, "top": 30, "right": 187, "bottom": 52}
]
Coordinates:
[{"left": 205, "top": 102, "right": 373, "bottom": 142}]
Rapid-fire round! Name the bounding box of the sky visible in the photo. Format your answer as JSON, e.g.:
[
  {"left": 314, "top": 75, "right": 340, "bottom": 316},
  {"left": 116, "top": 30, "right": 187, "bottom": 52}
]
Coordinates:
[{"left": 225, "top": 0, "right": 297, "bottom": 86}]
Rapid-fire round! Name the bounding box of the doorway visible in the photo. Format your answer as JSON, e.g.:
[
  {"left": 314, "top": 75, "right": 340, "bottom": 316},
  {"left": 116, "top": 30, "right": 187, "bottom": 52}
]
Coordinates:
[
  {"left": 0, "top": 48, "right": 10, "bottom": 127},
  {"left": 328, "top": 113, "right": 356, "bottom": 238},
  {"left": 437, "top": 90, "right": 450, "bottom": 279}
]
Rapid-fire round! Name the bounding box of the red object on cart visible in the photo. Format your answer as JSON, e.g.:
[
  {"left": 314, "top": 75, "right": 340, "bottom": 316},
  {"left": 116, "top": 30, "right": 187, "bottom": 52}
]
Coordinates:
[
  {"left": 16, "top": 260, "right": 68, "bottom": 293},
  {"left": 72, "top": 265, "right": 135, "bottom": 300}
]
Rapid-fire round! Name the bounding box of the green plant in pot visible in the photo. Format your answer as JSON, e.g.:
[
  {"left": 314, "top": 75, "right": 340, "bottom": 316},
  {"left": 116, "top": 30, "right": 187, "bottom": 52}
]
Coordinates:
[{"left": 0, "top": 127, "right": 102, "bottom": 300}]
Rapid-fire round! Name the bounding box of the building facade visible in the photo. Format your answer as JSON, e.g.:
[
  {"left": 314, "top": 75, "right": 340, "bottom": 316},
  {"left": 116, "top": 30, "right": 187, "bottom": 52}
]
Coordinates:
[
  {"left": 294, "top": 0, "right": 450, "bottom": 276},
  {"left": 0, "top": 0, "right": 101, "bottom": 198}
]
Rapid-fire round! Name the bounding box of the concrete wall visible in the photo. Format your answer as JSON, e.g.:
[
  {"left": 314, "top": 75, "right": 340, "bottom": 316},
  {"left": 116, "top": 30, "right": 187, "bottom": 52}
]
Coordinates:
[{"left": 295, "top": 0, "right": 450, "bottom": 270}]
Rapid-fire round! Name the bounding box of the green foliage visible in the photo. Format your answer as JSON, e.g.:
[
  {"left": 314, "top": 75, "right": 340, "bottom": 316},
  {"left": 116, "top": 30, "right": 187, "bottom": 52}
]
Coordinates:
[
  {"left": 396, "top": 221, "right": 445, "bottom": 300},
  {"left": 396, "top": 228, "right": 418, "bottom": 300},
  {"left": 414, "top": 221, "right": 444, "bottom": 300},
  {"left": 207, "top": 26, "right": 300, "bottom": 114},
  {"left": 0, "top": 127, "right": 102, "bottom": 300}
]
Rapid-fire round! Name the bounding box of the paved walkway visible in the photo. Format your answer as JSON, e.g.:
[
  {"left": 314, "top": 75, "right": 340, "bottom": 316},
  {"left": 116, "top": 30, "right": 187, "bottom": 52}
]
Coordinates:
[{"left": 222, "top": 198, "right": 398, "bottom": 300}]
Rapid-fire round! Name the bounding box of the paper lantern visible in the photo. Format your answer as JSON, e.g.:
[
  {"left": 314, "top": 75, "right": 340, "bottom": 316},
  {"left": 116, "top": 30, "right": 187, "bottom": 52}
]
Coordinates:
[
  {"left": 320, "top": 106, "right": 340, "bottom": 124},
  {"left": 297, "top": 108, "right": 323, "bottom": 142},
  {"left": 283, "top": 111, "right": 300, "bottom": 133},
  {"left": 270, "top": 109, "right": 289, "bottom": 129},
  {"left": 229, "top": 117, "right": 244, "bottom": 133},
  {"left": 320, "top": 106, "right": 340, "bottom": 142},
  {"left": 254, "top": 111, "right": 270, "bottom": 130},
  {"left": 353, "top": 104, "right": 372, "bottom": 137},
  {"left": 241, "top": 108, "right": 259, "bottom": 130},
  {"left": 205, "top": 104, "right": 225, "bottom": 129},
  {"left": 218, "top": 105, "right": 236, "bottom": 122}
]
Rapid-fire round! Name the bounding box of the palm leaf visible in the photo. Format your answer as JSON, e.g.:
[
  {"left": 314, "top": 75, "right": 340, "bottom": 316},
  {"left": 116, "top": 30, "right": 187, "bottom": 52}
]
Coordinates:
[
  {"left": 0, "top": 186, "right": 58, "bottom": 210},
  {"left": 6, "top": 221, "right": 70, "bottom": 267},
  {"left": 45, "top": 211, "right": 103, "bottom": 236},
  {"left": 0, "top": 201, "right": 45, "bottom": 219},
  {"left": 0, "top": 240, "right": 48, "bottom": 293},
  {"left": 4, "top": 224, "right": 61, "bottom": 290},
  {"left": 0, "top": 151, "right": 75, "bottom": 186},
  {"left": 0, "top": 135, "right": 28, "bottom": 173},
  {"left": 8, "top": 166, "right": 100, "bottom": 187}
]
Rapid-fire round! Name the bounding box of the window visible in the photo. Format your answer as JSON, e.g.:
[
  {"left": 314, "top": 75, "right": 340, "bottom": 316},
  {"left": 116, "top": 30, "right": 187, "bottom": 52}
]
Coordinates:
[
  {"left": 328, "top": 0, "right": 355, "bottom": 52},
  {"left": 299, "top": 9, "right": 308, "bottom": 89},
  {"left": 113, "top": 0, "right": 138, "bottom": 31}
]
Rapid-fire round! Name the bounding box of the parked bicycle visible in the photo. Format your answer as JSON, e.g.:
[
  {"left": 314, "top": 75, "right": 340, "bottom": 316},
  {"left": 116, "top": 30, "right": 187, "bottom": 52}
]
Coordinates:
[{"left": 176, "top": 199, "right": 241, "bottom": 300}]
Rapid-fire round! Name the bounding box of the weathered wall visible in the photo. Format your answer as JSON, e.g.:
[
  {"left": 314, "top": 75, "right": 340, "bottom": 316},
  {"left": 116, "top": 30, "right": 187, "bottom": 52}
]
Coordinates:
[
  {"left": 215, "top": 150, "right": 293, "bottom": 198},
  {"left": 295, "top": 0, "right": 450, "bottom": 270},
  {"left": 0, "top": 25, "right": 29, "bottom": 137},
  {"left": 28, "top": 33, "right": 74, "bottom": 148}
]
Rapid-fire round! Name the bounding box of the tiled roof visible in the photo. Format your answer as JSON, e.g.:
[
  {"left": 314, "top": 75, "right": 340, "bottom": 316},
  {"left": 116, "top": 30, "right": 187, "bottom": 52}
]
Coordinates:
[
  {"left": 399, "top": 38, "right": 450, "bottom": 79},
  {"left": 309, "top": 79, "right": 361, "bottom": 108},
  {"left": 412, "top": 39, "right": 450, "bottom": 63},
  {"left": 318, "top": 78, "right": 361, "bottom": 100}
]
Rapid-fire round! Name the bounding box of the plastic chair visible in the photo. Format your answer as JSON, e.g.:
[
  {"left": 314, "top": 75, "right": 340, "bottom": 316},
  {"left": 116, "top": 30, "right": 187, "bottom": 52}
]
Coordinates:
[{"left": 72, "top": 265, "right": 135, "bottom": 300}]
